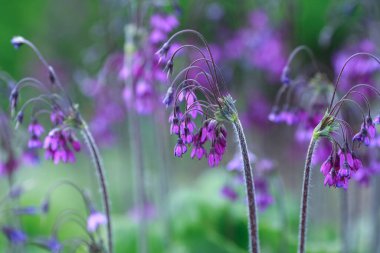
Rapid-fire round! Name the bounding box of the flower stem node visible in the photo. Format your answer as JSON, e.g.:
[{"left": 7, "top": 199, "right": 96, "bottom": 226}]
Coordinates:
[{"left": 216, "top": 95, "right": 238, "bottom": 122}]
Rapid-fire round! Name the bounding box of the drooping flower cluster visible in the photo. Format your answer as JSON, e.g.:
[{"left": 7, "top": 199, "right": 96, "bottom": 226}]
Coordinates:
[
  {"left": 320, "top": 147, "right": 363, "bottom": 189},
  {"left": 158, "top": 30, "right": 240, "bottom": 167},
  {"left": 310, "top": 54, "right": 380, "bottom": 188},
  {"left": 158, "top": 29, "right": 240, "bottom": 167},
  {"left": 269, "top": 68, "right": 333, "bottom": 144},
  {"left": 10, "top": 36, "right": 83, "bottom": 165}
]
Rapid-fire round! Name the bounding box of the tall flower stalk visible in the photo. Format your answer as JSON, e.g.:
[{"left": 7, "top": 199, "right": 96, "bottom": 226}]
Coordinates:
[
  {"left": 289, "top": 52, "right": 380, "bottom": 253},
  {"left": 158, "top": 29, "right": 260, "bottom": 253},
  {"left": 10, "top": 36, "right": 113, "bottom": 253}
]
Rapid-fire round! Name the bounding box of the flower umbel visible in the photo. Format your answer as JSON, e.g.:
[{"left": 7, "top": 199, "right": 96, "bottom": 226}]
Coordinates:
[{"left": 159, "top": 30, "right": 239, "bottom": 167}]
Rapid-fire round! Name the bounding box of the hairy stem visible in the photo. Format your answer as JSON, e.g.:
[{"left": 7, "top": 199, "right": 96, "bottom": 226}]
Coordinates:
[
  {"left": 372, "top": 176, "right": 380, "bottom": 252},
  {"left": 298, "top": 137, "right": 317, "bottom": 253},
  {"left": 232, "top": 118, "right": 260, "bottom": 253},
  {"left": 340, "top": 190, "right": 349, "bottom": 253},
  {"left": 81, "top": 120, "right": 113, "bottom": 253}
]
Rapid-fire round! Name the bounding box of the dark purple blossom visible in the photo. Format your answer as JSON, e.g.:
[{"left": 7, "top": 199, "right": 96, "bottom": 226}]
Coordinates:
[
  {"left": 34, "top": 236, "right": 62, "bottom": 253},
  {"left": 2, "top": 226, "right": 27, "bottom": 245}
]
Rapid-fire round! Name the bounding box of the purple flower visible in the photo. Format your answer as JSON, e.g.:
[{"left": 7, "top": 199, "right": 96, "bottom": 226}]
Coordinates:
[
  {"left": 87, "top": 211, "right": 107, "bottom": 233},
  {"left": 255, "top": 178, "right": 274, "bottom": 211},
  {"left": 320, "top": 148, "right": 363, "bottom": 189},
  {"left": 50, "top": 108, "right": 65, "bottom": 126},
  {"left": 2, "top": 226, "right": 27, "bottom": 245},
  {"left": 353, "top": 117, "right": 377, "bottom": 146},
  {"left": 334, "top": 39, "right": 378, "bottom": 94},
  {"left": 174, "top": 138, "right": 187, "bottom": 157},
  {"left": 34, "top": 236, "right": 62, "bottom": 253},
  {"left": 28, "top": 119, "right": 45, "bottom": 148},
  {"left": 0, "top": 156, "right": 19, "bottom": 176},
  {"left": 220, "top": 185, "right": 238, "bottom": 201},
  {"left": 43, "top": 130, "right": 80, "bottom": 164},
  {"left": 227, "top": 151, "right": 256, "bottom": 171}
]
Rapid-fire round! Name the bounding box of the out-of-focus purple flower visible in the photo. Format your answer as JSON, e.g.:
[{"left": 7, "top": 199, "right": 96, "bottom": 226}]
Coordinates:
[
  {"left": 34, "top": 236, "right": 62, "bottom": 253},
  {"left": 2, "top": 226, "right": 27, "bottom": 245},
  {"left": 128, "top": 202, "right": 156, "bottom": 222},
  {"left": 242, "top": 92, "right": 272, "bottom": 129},
  {"left": 227, "top": 151, "right": 256, "bottom": 171},
  {"left": 0, "top": 156, "right": 19, "bottom": 176},
  {"left": 22, "top": 149, "right": 40, "bottom": 165},
  {"left": 224, "top": 10, "right": 287, "bottom": 78},
  {"left": 255, "top": 178, "right": 274, "bottom": 211},
  {"left": 220, "top": 185, "right": 238, "bottom": 201},
  {"left": 353, "top": 116, "right": 376, "bottom": 146},
  {"left": 333, "top": 39, "right": 378, "bottom": 94},
  {"left": 150, "top": 14, "right": 179, "bottom": 44},
  {"left": 28, "top": 119, "right": 44, "bottom": 148},
  {"left": 50, "top": 108, "right": 65, "bottom": 126},
  {"left": 14, "top": 206, "right": 40, "bottom": 215},
  {"left": 87, "top": 211, "right": 107, "bottom": 233}
]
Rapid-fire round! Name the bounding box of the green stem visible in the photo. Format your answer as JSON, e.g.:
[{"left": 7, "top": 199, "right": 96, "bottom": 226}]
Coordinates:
[
  {"left": 81, "top": 119, "right": 113, "bottom": 253},
  {"left": 232, "top": 118, "right": 260, "bottom": 253},
  {"left": 298, "top": 137, "right": 317, "bottom": 253}
]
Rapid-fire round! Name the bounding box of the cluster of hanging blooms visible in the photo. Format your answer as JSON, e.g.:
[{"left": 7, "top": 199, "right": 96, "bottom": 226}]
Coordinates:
[
  {"left": 158, "top": 29, "right": 240, "bottom": 167},
  {"left": 302, "top": 53, "right": 380, "bottom": 188},
  {"left": 10, "top": 35, "right": 113, "bottom": 253},
  {"left": 120, "top": 12, "right": 179, "bottom": 115},
  {"left": 269, "top": 46, "right": 335, "bottom": 165},
  {"left": 9, "top": 36, "right": 82, "bottom": 165}
]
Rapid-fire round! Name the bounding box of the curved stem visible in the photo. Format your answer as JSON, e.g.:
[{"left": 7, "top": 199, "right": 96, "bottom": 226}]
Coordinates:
[
  {"left": 80, "top": 119, "right": 113, "bottom": 253},
  {"left": 232, "top": 118, "right": 259, "bottom": 253},
  {"left": 298, "top": 136, "right": 317, "bottom": 253}
]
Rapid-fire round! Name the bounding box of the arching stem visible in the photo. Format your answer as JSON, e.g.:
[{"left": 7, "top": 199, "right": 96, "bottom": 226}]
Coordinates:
[
  {"left": 232, "top": 118, "right": 260, "bottom": 253},
  {"left": 80, "top": 119, "right": 113, "bottom": 253}
]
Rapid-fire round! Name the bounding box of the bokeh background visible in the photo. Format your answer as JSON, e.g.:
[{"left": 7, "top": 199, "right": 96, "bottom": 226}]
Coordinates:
[{"left": 0, "top": 0, "right": 379, "bottom": 252}]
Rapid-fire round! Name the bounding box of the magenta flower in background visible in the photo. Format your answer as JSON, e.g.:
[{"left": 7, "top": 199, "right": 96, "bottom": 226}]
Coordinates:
[
  {"left": 87, "top": 211, "right": 108, "bottom": 233},
  {"left": 220, "top": 185, "right": 238, "bottom": 201},
  {"left": 28, "top": 119, "right": 45, "bottom": 148},
  {"left": 224, "top": 10, "right": 287, "bottom": 79},
  {"left": 128, "top": 202, "right": 157, "bottom": 222},
  {"left": 120, "top": 13, "right": 179, "bottom": 115},
  {"left": 334, "top": 39, "right": 378, "bottom": 94}
]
